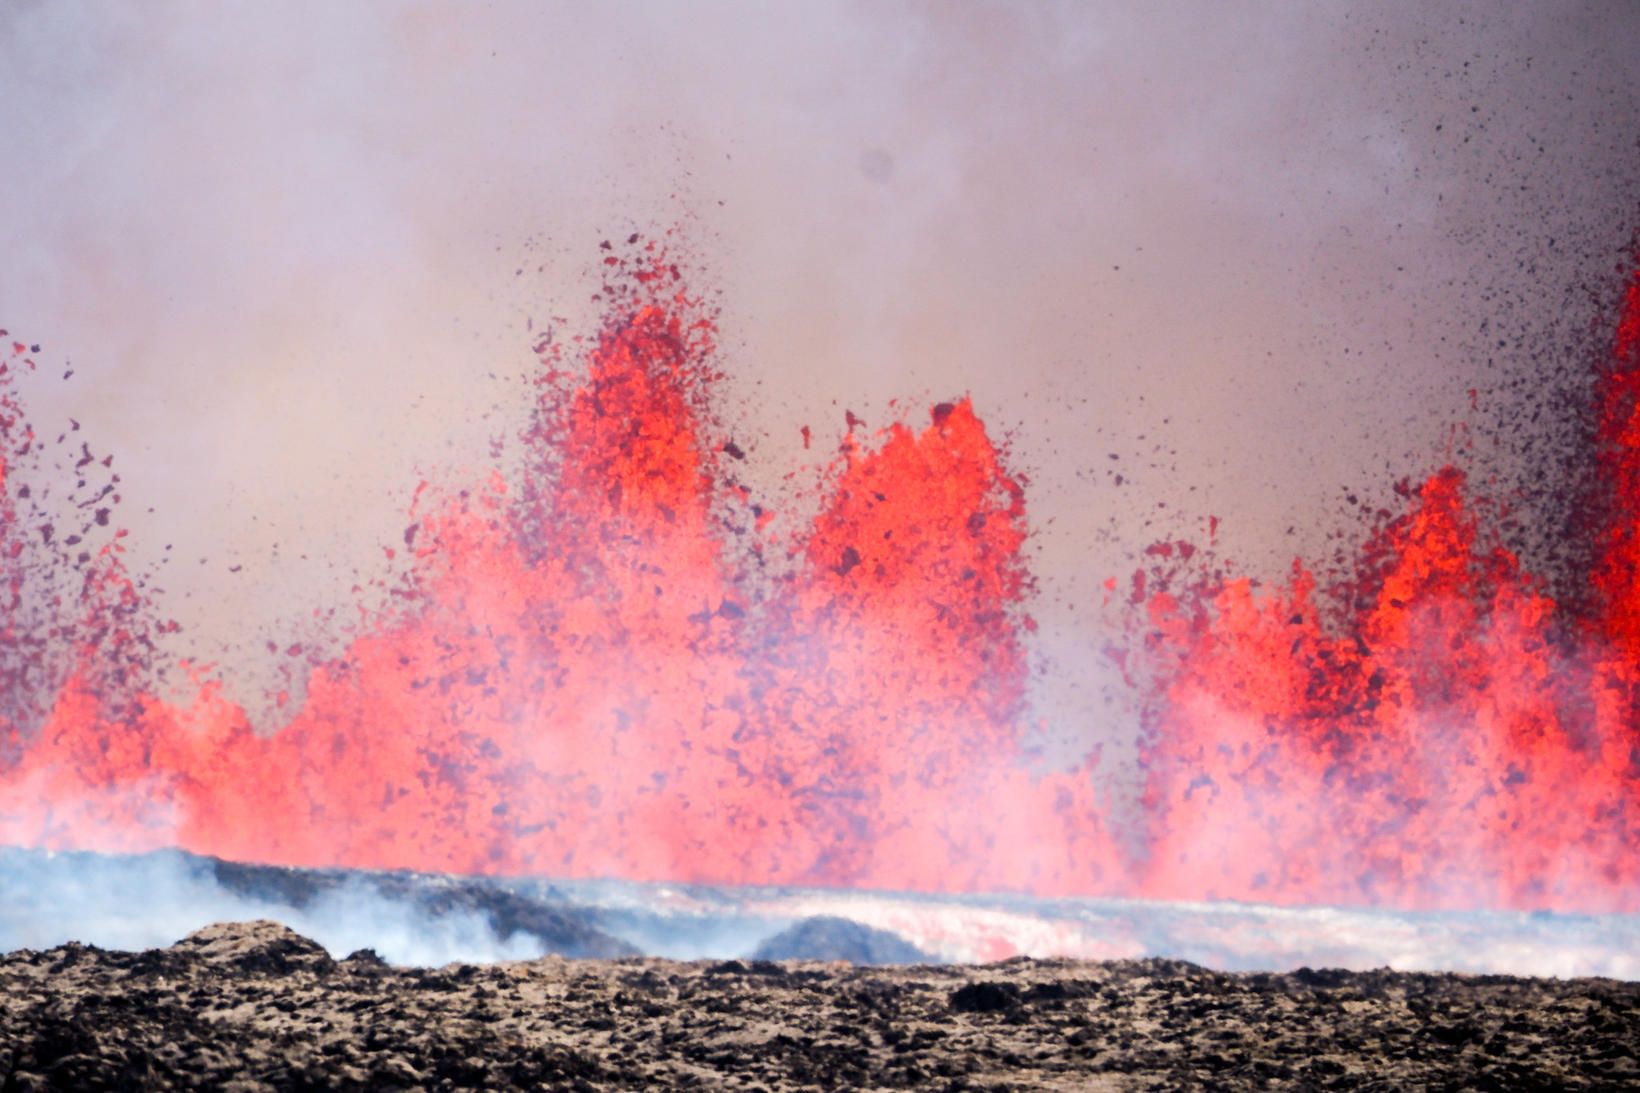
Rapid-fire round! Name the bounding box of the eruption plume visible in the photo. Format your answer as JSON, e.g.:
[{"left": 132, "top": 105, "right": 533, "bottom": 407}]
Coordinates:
[
  {"left": 2, "top": 239, "right": 1638, "bottom": 917},
  {"left": 1130, "top": 259, "right": 1640, "bottom": 911},
  {"left": 0, "top": 242, "right": 1115, "bottom": 895}
]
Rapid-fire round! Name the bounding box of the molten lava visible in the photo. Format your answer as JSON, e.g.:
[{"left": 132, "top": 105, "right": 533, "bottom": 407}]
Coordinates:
[
  {"left": 1594, "top": 265, "right": 1640, "bottom": 662},
  {"left": 0, "top": 248, "right": 1117, "bottom": 895},
  {"left": 1132, "top": 263, "right": 1640, "bottom": 912},
  {"left": 1, "top": 242, "right": 1638, "bottom": 914}
]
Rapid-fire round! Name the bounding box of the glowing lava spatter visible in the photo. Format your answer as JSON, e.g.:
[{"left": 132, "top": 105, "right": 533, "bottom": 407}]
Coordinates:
[
  {"left": 2, "top": 243, "right": 1638, "bottom": 914},
  {"left": 1132, "top": 264, "right": 1640, "bottom": 912},
  {"left": 0, "top": 245, "right": 1119, "bottom": 894},
  {"left": 1594, "top": 263, "right": 1640, "bottom": 663}
]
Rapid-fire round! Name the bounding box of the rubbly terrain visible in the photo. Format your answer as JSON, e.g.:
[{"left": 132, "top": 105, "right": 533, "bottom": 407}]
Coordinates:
[{"left": 1, "top": 920, "right": 1636, "bottom": 1091}]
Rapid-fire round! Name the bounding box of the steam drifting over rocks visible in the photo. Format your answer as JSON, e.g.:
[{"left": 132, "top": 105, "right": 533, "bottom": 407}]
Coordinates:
[{"left": 5, "top": 846, "right": 1638, "bottom": 981}]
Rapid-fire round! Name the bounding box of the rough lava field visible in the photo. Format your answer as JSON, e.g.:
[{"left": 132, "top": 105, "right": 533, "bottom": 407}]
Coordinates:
[
  {"left": 3, "top": 918, "right": 1639, "bottom": 1091},
  {"left": 3, "top": 848, "right": 1640, "bottom": 1089}
]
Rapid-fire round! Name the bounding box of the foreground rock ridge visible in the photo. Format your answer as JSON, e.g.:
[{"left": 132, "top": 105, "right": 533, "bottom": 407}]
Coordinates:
[{"left": 2, "top": 921, "right": 1637, "bottom": 1090}]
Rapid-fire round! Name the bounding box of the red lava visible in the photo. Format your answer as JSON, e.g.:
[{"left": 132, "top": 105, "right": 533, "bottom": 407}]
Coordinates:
[{"left": 2, "top": 241, "right": 1637, "bottom": 915}]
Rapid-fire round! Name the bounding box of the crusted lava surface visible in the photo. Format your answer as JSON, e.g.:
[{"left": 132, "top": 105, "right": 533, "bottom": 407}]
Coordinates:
[{"left": 2, "top": 922, "right": 1637, "bottom": 1090}]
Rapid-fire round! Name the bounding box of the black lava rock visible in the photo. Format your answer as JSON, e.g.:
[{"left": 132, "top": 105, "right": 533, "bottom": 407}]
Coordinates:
[
  {"left": 949, "top": 980, "right": 1022, "bottom": 1013},
  {"left": 749, "top": 915, "right": 933, "bottom": 965}
]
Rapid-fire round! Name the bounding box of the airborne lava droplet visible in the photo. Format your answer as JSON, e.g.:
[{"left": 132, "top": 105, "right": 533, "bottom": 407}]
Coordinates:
[
  {"left": 0, "top": 242, "right": 1112, "bottom": 895},
  {"left": 1126, "top": 262, "right": 1640, "bottom": 912},
  {"left": 0, "top": 243, "right": 1638, "bottom": 914}
]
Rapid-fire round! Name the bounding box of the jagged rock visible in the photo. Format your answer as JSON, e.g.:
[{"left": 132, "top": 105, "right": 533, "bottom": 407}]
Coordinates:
[
  {"left": 2, "top": 929, "right": 1637, "bottom": 1090},
  {"left": 749, "top": 915, "right": 934, "bottom": 964},
  {"left": 173, "top": 920, "right": 336, "bottom": 975},
  {"left": 949, "top": 979, "right": 1020, "bottom": 1012}
]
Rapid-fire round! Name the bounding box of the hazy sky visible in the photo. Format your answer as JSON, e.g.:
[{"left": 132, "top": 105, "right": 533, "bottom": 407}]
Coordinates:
[{"left": 3, "top": 1, "right": 1639, "bottom": 734}]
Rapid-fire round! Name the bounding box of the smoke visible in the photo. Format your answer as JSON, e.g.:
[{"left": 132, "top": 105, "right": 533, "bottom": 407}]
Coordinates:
[
  {"left": 4, "top": 2, "right": 1639, "bottom": 737},
  {"left": 0, "top": 847, "right": 542, "bottom": 966},
  {"left": 6, "top": 845, "right": 1638, "bottom": 978},
  {"left": 5, "top": 4, "right": 1640, "bottom": 968}
]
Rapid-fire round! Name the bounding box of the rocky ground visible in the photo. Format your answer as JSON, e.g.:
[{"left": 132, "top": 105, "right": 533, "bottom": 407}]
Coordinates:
[{"left": 2, "top": 921, "right": 1637, "bottom": 1090}]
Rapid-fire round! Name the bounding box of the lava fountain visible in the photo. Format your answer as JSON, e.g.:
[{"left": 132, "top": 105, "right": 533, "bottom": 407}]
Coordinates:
[
  {"left": 2, "top": 238, "right": 1638, "bottom": 916},
  {"left": 1131, "top": 261, "right": 1640, "bottom": 912}
]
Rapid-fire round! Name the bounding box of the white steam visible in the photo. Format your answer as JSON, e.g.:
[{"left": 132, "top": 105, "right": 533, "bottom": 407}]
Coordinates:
[
  {"left": 0, "top": 850, "right": 540, "bottom": 967},
  {"left": 5, "top": 847, "right": 1637, "bottom": 979}
]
